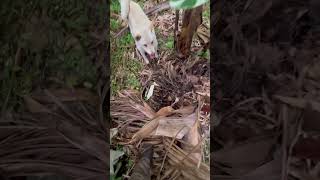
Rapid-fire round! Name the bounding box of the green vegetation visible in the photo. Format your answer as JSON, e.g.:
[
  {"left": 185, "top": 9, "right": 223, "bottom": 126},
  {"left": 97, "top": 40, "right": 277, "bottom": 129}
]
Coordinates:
[
  {"left": 110, "top": 0, "right": 143, "bottom": 96},
  {"left": 203, "top": 2, "right": 210, "bottom": 22},
  {"left": 0, "top": 0, "right": 97, "bottom": 112},
  {"left": 169, "top": 0, "right": 209, "bottom": 10},
  {"left": 165, "top": 36, "right": 174, "bottom": 49},
  {"left": 197, "top": 48, "right": 209, "bottom": 58}
]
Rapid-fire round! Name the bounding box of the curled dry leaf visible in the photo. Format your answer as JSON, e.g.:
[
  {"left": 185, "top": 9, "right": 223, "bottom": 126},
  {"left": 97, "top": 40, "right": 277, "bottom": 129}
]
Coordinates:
[
  {"left": 182, "top": 117, "right": 202, "bottom": 162},
  {"left": 130, "top": 106, "right": 195, "bottom": 143},
  {"left": 155, "top": 113, "right": 197, "bottom": 139},
  {"left": 130, "top": 117, "right": 161, "bottom": 143},
  {"left": 130, "top": 106, "right": 173, "bottom": 143},
  {"left": 155, "top": 106, "right": 174, "bottom": 117},
  {"left": 173, "top": 105, "right": 196, "bottom": 115}
]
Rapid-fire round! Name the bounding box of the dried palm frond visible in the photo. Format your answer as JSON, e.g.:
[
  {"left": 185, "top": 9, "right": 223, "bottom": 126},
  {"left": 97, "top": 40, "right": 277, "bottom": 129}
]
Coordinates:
[
  {"left": 0, "top": 89, "right": 108, "bottom": 179},
  {"left": 111, "top": 90, "right": 209, "bottom": 180}
]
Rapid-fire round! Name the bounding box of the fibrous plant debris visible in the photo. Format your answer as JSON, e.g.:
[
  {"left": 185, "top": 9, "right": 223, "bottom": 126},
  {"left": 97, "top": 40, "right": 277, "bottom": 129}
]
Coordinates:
[
  {"left": 0, "top": 88, "right": 108, "bottom": 179},
  {"left": 111, "top": 54, "right": 210, "bottom": 180},
  {"left": 212, "top": 0, "right": 320, "bottom": 179}
]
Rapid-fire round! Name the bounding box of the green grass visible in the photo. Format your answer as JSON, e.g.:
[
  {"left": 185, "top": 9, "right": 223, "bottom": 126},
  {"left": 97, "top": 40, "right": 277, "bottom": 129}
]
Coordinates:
[
  {"left": 198, "top": 49, "right": 209, "bottom": 59},
  {"left": 0, "top": 0, "right": 97, "bottom": 112},
  {"left": 111, "top": 19, "right": 120, "bottom": 31},
  {"left": 110, "top": 1, "right": 142, "bottom": 178},
  {"left": 203, "top": 2, "right": 210, "bottom": 23},
  {"left": 111, "top": 0, "right": 121, "bottom": 13},
  {"left": 111, "top": 137, "right": 134, "bottom": 180},
  {"left": 110, "top": 0, "right": 143, "bottom": 96},
  {"left": 165, "top": 36, "right": 174, "bottom": 49}
]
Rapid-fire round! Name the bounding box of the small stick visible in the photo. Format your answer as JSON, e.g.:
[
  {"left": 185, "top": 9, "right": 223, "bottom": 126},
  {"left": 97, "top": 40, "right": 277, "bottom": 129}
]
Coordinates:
[{"left": 174, "top": 10, "right": 179, "bottom": 51}]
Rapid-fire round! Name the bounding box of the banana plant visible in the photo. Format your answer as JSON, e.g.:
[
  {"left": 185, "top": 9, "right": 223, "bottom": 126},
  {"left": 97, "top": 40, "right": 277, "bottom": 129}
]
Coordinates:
[{"left": 169, "top": 0, "right": 209, "bottom": 10}]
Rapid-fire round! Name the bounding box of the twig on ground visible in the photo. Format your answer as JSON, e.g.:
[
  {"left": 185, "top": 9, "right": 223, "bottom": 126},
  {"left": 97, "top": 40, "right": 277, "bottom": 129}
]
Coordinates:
[{"left": 174, "top": 10, "right": 179, "bottom": 51}]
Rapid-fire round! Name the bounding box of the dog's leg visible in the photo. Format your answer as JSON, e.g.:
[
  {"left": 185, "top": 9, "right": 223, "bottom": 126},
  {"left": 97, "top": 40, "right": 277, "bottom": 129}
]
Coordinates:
[
  {"left": 119, "top": 0, "right": 130, "bottom": 26},
  {"left": 119, "top": 0, "right": 130, "bottom": 20}
]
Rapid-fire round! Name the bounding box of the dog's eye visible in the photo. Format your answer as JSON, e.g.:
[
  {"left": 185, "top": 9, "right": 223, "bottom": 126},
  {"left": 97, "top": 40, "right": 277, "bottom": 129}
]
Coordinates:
[
  {"left": 144, "top": 44, "right": 147, "bottom": 47},
  {"left": 151, "top": 41, "right": 153, "bottom": 44}
]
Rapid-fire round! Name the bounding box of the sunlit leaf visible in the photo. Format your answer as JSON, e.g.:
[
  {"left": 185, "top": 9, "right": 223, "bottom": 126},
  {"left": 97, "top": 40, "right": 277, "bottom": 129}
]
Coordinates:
[{"left": 169, "top": 0, "right": 208, "bottom": 10}]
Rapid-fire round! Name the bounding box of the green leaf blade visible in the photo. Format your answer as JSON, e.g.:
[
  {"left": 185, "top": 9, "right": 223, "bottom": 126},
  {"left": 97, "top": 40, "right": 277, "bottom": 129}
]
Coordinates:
[{"left": 169, "top": 0, "right": 208, "bottom": 10}]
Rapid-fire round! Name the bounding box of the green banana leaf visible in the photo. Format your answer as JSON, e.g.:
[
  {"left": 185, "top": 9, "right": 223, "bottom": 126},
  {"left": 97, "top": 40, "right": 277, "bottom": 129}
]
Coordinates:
[{"left": 169, "top": 0, "right": 209, "bottom": 10}]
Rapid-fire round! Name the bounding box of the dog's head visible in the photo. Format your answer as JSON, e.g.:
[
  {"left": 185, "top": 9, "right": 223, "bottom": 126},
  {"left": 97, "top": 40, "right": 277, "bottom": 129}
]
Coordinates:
[{"left": 134, "top": 22, "right": 158, "bottom": 61}]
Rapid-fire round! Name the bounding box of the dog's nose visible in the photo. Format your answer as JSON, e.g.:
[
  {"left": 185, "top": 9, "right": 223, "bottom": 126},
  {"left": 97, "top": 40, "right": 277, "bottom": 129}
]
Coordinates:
[{"left": 149, "top": 53, "right": 155, "bottom": 59}]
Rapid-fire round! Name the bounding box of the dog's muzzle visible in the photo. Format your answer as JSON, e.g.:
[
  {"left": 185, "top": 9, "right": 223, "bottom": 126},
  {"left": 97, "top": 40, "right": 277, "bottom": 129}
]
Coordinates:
[{"left": 149, "top": 53, "right": 156, "bottom": 59}]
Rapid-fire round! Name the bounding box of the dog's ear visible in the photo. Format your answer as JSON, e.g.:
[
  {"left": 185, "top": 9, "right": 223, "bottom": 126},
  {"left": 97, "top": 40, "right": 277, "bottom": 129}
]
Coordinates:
[{"left": 135, "top": 34, "right": 141, "bottom": 41}]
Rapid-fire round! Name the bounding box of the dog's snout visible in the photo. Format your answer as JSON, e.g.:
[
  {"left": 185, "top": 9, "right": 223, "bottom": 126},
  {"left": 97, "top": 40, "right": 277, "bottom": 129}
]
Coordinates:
[{"left": 149, "top": 53, "right": 156, "bottom": 59}]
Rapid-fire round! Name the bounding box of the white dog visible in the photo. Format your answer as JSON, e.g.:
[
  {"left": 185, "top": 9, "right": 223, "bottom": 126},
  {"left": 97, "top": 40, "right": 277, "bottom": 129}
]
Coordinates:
[{"left": 119, "top": 0, "right": 159, "bottom": 64}]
